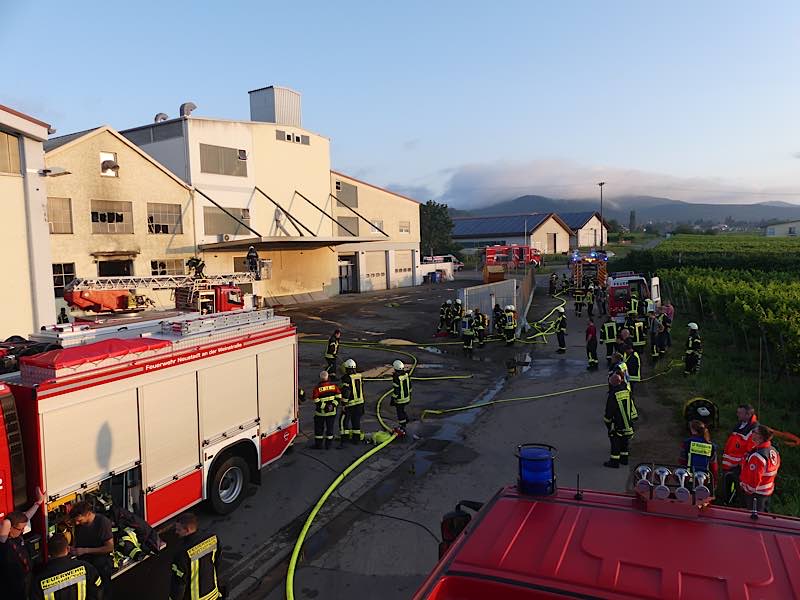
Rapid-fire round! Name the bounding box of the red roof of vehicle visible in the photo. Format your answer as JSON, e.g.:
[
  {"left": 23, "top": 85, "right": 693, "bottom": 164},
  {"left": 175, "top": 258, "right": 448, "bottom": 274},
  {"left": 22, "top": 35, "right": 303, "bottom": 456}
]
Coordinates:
[
  {"left": 21, "top": 338, "right": 172, "bottom": 369},
  {"left": 414, "top": 486, "right": 800, "bottom": 600}
]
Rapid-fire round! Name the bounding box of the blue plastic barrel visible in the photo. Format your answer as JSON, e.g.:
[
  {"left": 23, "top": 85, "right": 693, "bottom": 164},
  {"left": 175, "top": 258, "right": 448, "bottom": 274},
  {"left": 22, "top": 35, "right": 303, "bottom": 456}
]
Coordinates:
[
  {"left": 431, "top": 272, "right": 440, "bottom": 283},
  {"left": 517, "top": 444, "right": 557, "bottom": 495}
]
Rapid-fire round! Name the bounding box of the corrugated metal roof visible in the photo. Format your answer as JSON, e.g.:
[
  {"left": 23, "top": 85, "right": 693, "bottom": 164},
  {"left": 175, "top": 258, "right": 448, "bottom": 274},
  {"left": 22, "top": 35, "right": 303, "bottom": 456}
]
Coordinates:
[
  {"left": 452, "top": 213, "right": 550, "bottom": 238},
  {"left": 43, "top": 127, "right": 101, "bottom": 152},
  {"left": 559, "top": 211, "right": 598, "bottom": 230}
]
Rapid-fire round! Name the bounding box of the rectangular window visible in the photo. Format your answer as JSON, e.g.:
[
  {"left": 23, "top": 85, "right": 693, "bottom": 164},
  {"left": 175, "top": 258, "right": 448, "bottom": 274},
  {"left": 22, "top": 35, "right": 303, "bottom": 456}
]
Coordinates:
[
  {"left": 0, "top": 131, "right": 21, "bottom": 175},
  {"left": 100, "top": 151, "right": 118, "bottom": 177},
  {"left": 199, "top": 143, "right": 248, "bottom": 177},
  {"left": 203, "top": 206, "right": 251, "bottom": 235},
  {"left": 335, "top": 181, "right": 342, "bottom": 191},
  {"left": 91, "top": 199, "right": 134, "bottom": 234},
  {"left": 47, "top": 197, "right": 73, "bottom": 234},
  {"left": 52, "top": 263, "right": 76, "bottom": 298},
  {"left": 147, "top": 202, "right": 183, "bottom": 234},
  {"left": 399, "top": 220, "right": 411, "bottom": 234},
  {"left": 150, "top": 258, "right": 185, "bottom": 276},
  {"left": 789, "top": 227, "right": 797, "bottom": 236},
  {"left": 337, "top": 217, "right": 359, "bottom": 237},
  {"left": 370, "top": 220, "right": 384, "bottom": 234}
]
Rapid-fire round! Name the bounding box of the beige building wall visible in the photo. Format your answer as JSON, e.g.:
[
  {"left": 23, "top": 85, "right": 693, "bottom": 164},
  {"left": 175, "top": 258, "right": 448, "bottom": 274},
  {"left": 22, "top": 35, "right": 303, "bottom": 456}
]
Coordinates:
[
  {"left": 0, "top": 174, "right": 36, "bottom": 335},
  {"left": 45, "top": 128, "right": 196, "bottom": 310},
  {"left": 531, "top": 216, "right": 571, "bottom": 254},
  {"left": 576, "top": 215, "right": 607, "bottom": 247},
  {"left": 765, "top": 221, "right": 800, "bottom": 237}
]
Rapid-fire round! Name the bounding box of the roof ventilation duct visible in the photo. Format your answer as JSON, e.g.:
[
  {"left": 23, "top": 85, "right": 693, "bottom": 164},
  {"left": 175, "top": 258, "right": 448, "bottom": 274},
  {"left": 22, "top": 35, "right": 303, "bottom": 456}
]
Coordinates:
[{"left": 179, "top": 102, "right": 197, "bottom": 117}]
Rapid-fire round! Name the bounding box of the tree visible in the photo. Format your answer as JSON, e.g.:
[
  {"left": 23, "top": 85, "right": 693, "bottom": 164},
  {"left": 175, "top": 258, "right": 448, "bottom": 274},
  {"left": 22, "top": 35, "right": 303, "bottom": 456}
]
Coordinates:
[
  {"left": 420, "top": 200, "right": 460, "bottom": 257},
  {"left": 629, "top": 210, "right": 637, "bottom": 232}
]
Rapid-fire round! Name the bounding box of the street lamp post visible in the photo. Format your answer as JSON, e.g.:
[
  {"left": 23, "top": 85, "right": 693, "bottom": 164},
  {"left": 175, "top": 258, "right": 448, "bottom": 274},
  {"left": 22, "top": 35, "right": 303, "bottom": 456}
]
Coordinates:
[{"left": 597, "top": 182, "right": 605, "bottom": 250}]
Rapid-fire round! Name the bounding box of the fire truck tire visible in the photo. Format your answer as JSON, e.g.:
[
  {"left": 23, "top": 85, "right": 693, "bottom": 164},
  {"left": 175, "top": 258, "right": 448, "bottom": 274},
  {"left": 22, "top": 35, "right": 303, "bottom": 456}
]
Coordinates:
[{"left": 208, "top": 455, "right": 251, "bottom": 515}]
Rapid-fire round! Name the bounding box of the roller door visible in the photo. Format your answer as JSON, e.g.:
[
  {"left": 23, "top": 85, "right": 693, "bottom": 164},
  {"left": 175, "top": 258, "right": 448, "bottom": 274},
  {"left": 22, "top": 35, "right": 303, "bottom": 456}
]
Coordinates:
[
  {"left": 257, "top": 337, "right": 297, "bottom": 435},
  {"left": 139, "top": 373, "right": 200, "bottom": 489},
  {"left": 364, "top": 251, "right": 387, "bottom": 291},
  {"left": 198, "top": 356, "right": 258, "bottom": 443},
  {"left": 393, "top": 250, "right": 414, "bottom": 288},
  {"left": 42, "top": 389, "right": 140, "bottom": 496}
]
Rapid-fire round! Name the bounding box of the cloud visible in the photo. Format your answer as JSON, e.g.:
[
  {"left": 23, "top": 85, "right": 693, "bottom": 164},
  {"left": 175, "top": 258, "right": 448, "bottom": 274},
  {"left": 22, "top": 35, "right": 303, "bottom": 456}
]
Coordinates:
[
  {"left": 434, "top": 159, "right": 800, "bottom": 209},
  {"left": 792, "top": 151, "right": 800, "bottom": 159},
  {"left": 384, "top": 183, "right": 435, "bottom": 202},
  {"left": 401, "top": 138, "right": 420, "bottom": 151}
]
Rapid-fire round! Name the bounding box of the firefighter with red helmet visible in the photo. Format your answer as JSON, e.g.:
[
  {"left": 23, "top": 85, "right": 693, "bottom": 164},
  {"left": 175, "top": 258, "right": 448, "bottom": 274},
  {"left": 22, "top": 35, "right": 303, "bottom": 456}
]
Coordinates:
[
  {"left": 721, "top": 404, "right": 758, "bottom": 504},
  {"left": 739, "top": 425, "right": 781, "bottom": 513}
]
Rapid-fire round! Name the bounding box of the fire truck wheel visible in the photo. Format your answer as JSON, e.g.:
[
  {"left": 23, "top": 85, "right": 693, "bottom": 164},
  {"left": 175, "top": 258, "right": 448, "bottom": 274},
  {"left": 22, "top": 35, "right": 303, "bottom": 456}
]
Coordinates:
[{"left": 209, "top": 455, "right": 250, "bottom": 514}]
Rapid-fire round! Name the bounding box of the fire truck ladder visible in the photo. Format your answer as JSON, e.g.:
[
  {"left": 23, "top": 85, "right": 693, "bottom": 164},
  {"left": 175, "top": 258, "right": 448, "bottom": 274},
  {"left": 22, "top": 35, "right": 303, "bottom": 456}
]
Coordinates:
[{"left": 65, "top": 273, "right": 257, "bottom": 292}]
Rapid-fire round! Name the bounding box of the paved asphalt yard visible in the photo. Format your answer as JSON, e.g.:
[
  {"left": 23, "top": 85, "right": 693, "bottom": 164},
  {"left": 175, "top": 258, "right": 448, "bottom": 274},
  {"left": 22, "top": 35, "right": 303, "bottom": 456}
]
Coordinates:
[{"left": 115, "top": 271, "right": 675, "bottom": 599}]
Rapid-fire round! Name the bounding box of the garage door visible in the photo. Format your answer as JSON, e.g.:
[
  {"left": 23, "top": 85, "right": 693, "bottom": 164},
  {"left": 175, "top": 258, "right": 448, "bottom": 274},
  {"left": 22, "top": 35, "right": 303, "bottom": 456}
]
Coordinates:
[
  {"left": 364, "top": 251, "right": 387, "bottom": 291},
  {"left": 393, "top": 250, "right": 413, "bottom": 288}
]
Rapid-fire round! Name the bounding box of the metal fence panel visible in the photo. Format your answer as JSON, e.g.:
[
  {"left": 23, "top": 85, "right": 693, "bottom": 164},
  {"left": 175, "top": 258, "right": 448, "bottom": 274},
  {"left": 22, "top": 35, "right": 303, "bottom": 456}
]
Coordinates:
[{"left": 458, "top": 280, "right": 518, "bottom": 331}]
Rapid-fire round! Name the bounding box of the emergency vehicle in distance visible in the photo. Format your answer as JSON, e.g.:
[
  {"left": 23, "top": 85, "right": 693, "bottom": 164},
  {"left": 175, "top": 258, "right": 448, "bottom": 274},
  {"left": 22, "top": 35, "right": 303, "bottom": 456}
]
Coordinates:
[
  {"left": 423, "top": 254, "right": 465, "bottom": 271},
  {"left": 607, "top": 271, "right": 661, "bottom": 322},
  {"left": 484, "top": 245, "right": 542, "bottom": 270},
  {"left": 0, "top": 307, "right": 298, "bottom": 575},
  {"left": 569, "top": 249, "right": 608, "bottom": 288},
  {"left": 414, "top": 444, "right": 800, "bottom": 599}
]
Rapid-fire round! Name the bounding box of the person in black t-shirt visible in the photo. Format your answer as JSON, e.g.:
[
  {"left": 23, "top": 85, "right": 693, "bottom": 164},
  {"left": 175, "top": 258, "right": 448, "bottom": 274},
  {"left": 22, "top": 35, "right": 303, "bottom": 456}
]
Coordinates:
[
  {"left": 69, "top": 502, "right": 115, "bottom": 598},
  {"left": 0, "top": 487, "right": 45, "bottom": 600}
]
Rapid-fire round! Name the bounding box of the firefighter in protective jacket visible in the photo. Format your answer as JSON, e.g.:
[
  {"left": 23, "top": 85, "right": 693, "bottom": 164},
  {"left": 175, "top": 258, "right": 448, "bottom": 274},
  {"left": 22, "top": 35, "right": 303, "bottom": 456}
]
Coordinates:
[
  {"left": 721, "top": 404, "right": 758, "bottom": 504},
  {"left": 739, "top": 425, "right": 781, "bottom": 513},
  {"left": 555, "top": 307, "right": 567, "bottom": 354},
  {"left": 312, "top": 371, "right": 341, "bottom": 449},
  {"left": 324, "top": 330, "right": 341, "bottom": 379},
  {"left": 685, "top": 322, "right": 702, "bottom": 375},
  {"left": 603, "top": 373, "right": 638, "bottom": 468},
  {"left": 32, "top": 534, "right": 104, "bottom": 600},
  {"left": 391, "top": 360, "right": 412, "bottom": 431},
  {"left": 339, "top": 359, "right": 365, "bottom": 445},
  {"left": 170, "top": 513, "right": 222, "bottom": 600}
]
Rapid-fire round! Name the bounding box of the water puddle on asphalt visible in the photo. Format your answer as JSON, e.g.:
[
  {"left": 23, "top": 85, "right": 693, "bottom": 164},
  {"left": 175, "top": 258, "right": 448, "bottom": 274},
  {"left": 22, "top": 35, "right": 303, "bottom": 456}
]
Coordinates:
[
  {"left": 521, "top": 357, "right": 585, "bottom": 378},
  {"left": 419, "top": 346, "right": 445, "bottom": 354}
]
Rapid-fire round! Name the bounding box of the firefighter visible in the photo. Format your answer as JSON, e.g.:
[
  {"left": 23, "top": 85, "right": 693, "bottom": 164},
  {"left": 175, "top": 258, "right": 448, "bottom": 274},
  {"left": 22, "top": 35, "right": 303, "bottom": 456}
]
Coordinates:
[
  {"left": 246, "top": 245, "right": 261, "bottom": 280},
  {"left": 679, "top": 420, "right": 719, "bottom": 479},
  {"left": 0, "top": 486, "right": 45, "bottom": 600},
  {"left": 586, "top": 317, "right": 598, "bottom": 370},
  {"left": 585, "top": 285, "right": 595, "bottom": 318},
  {"left": 721, "top": 404, "right": 758, "bottom": 505},
  {"left": 170, "top": 512, "right": 223, "bottom": 600},
  {"left": 647, "top": 309, "right": 660, "bottom": 360},
  {"left": 324, "top": 329, "right": 341, "bottom": 379},
  {"left": 603, "top": 373, "right": 637, "bottom": 468},
  {"left": 616, "top": 328, "right": 630, "bottom": 354},
  {"left": 600, "top": 316, "right": 617, "bottom": 364},
  {"left": 450, "top": 299, "right": 463, "bottom": 335},
  {"left": 684, "top": 322, "right": 702, "bottom": 375},
  {"left": 69, "top": 502, "right": 114, "bottom": 597},
  {"left": 549, "top": 272, "right": 558, "bottom": 295},
  {"left": 628, "top": 290, "right": 639, "bottom": 316},
  {"left": 311, "top": 371, "right": 340, "bottom": 449},
  {"left": 560, "top": 273, "right": 570, "bottom": 294},
  {"left": 339, "top": 359, "right": 365, "bottom": 446},
  {"left": 493, "top": 303, "right": 505, "bottom": 336},
  {"left": 631, "top": 319, "right": 646, "bottom": 351},
  {"left": 474, "top": 308, "right": 487, "bottom": 347},
  {"left": 656, "top": 308, "right": 670, "bottom": 356},
  {"left": 555, "top": 307, "right": 567, "bottom": 353},
  {"left": 57, "top": 307, "right": 70, "bottom": 324},
  {"left": 391, "top": 360, "right": 412, "bottom": 432},
  {"left": 462, "top": 310, "right": 476, "bottom": 357},
  {"left": 610, "top": 352, "right": 630, "bottom": 391},
  {"left": 740, "top": 425, "right": 781, "bottom": 513},
  {"left": 31, "top": 534, "right": 104, "bottom": 600},
  {"left": 436, "top": 300, "right": 449, "bottom": 334},
  {"left": 623, "top": 343, "right": 641, "bottom": 387},
  {"left": 573, "top": 286, "right": 584, "bottom": 317},
  {"left": 503, "top": 305, "right": 517, "bottom": 346}
]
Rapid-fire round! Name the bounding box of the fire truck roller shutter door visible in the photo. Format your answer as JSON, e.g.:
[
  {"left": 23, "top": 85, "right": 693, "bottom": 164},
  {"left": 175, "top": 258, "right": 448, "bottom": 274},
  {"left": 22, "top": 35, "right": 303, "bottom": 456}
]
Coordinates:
[
  {"left": 41, "top": 388, "right": 140, "bottom": 498},
  {"left": 138, "top": 372, "right": 201, "bottom": 490},
  {"left": 197, "top": 356, "right": 258, "bottom": 443},
  {"left": 257, "top": 337, "right": 297, "bottom": 464},
  {"left": 364, "top": 251, "right": 387, "bottom": 291}
]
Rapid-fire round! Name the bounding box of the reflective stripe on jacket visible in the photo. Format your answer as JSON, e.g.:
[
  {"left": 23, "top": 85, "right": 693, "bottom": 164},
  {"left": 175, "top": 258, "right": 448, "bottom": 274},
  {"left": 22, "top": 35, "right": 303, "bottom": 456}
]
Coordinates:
[
  {"left": 740, "top": 442, "right": 780, "bottom": 496},
  {"left": 341, "top": 373, "right": 365, "bottom": 407},
  {"left": 32, "top": 558, "right": 103, "bottom": 600},
  {"left": 601, "top": 321, "right": 618, "bottom": 344},
  {"left": 312, "top": 382, "right": 341, "bottom": 416},
  {"left": 170, "top": 532, "right": 221, "bottom": 600},
  {"left": 393, "top": 372, "right": 411, "bottom": 404},
  {"left": 325, "top": 337, "right": 339, "bottom": 359},
  {"left": 623, "top": 351, "right": 641, "bottom": 381},
  {"left": 722, "top": 415, "right": 758, "bottom": 470}
]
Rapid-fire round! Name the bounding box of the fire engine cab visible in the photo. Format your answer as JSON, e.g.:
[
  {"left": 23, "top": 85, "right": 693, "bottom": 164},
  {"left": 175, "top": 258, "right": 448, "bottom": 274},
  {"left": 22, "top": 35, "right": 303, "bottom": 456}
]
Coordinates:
[
  {"left": 569, "top": 250, "right": 608, "bottom": 288},
  {"left": 0, "top": 307, "right": 298, "bottom": 574},
  {"left": 485, "top": 245, "right": 542, "bottom": 269},
  {"left": 608, "top": 271, "right": 661, "bottom": 321},
  {"left": 414, "top": 444, "right": 800, "bottom": 600}
]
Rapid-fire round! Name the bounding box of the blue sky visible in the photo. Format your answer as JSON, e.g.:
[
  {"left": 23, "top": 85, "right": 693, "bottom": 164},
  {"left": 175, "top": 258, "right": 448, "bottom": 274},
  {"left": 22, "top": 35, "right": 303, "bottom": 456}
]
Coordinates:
[{"left": 3, "top": 1, "right": 799, "bottom": 207}]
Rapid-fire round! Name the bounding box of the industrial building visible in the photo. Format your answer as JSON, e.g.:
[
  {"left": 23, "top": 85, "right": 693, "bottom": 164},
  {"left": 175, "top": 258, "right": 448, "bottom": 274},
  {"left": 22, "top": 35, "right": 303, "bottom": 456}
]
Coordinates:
[
  {"left": 452, "top": 213, "right": 573, "bottom": 255},
  {"left": 118, "top": 86, "right": 421, "bottom": 304},
  {"left": 43, "top": 126, "right": 197, "bottom": 312},
  {"left": 558, "top": 211, "right": 608, "bottom": 248},
  {"left": 0, "top": 104, "right": 56, "bottom": 338}
]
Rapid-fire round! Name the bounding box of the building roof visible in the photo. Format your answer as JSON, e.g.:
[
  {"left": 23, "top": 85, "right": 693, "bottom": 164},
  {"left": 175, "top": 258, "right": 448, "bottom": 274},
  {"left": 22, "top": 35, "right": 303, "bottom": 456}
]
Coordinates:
[
  {"left": 766, "top": 219, "right": 800, "bottom": 227},
  {"left": 331, "top": 170, "right": 421, "bottom": 205},
  {"left": 0, "top": 104, "right": 51, "bottom": 129},
  {"left": 452, "top": 213, "right": 570, "bottom": 238},
  {"left": 43, "top": 127, "right": 101, "bottom": 152},
  {"left": 44, "top": 125, "right": 190, "bottom": 189},
  {"left": 558, "top": 211, "right": 601, "bottom": 231}
]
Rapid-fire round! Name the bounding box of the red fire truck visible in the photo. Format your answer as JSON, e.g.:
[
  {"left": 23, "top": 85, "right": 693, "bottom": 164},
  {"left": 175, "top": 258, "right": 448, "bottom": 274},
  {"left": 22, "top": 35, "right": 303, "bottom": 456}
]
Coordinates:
[
  {"left": 569, "top": 250, "right": 608, "bottom": 287},
  {"left": 414, "top": 445, "right": 800, "bottom": 599},
  {"left": 0, "top": 307, "right": 297, "bottom": 573},
  {"left": 608, "top": 271, "right": 661, "bottom": 321},
  {"left": 485, "top": 245, "right": 542, "bottom": 269}
]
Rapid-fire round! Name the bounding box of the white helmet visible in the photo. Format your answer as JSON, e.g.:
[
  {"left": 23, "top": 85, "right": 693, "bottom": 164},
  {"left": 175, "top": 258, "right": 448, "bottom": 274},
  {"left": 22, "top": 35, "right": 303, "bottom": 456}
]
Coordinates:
[
  {"left": 446, "top": 299, "right": 453, "bottom": 305},
  {"left": 557, "top": 307, "right": 565, "bottom": 313},
  {"left": 455, "top": 299, "right": 462, "bottom": 305},
  {"left": 343, "top": 358, "right": 357, "bottom": 370},
  {"left": 688, "top": 322, "right": 699, "bottom": 330},
  {"left": 466, "top": 309, "right": 473, "bottom": 316},
  {"left": 392, "top": 360, "right": 405, "bottom": 370},
  {"left": 509, "top": 305, "right": 515, "bottom": 311}
]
